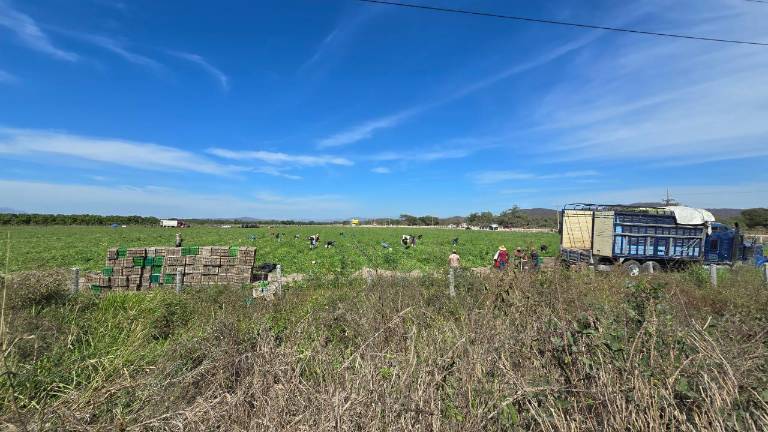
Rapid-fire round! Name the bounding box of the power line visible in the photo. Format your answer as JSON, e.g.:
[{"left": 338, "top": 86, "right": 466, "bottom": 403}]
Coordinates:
[{"left": 353, "top": 0, "right": 768, "bottom": 46}]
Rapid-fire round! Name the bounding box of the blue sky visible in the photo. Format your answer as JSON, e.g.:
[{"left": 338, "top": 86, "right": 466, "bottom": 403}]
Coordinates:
[{"left": 1, "top": 0, "right": 767, "bottom": 219}]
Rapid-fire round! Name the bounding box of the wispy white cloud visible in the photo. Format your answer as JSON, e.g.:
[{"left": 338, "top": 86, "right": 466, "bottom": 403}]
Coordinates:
[
  {"left": 169, "top": 51, "right": 229, "bottom": 90},
  {"left": 250, "top": 166, "right": 303, "bottom": 181},
  {"left": 547, "top": 183, "right": 768, "bottom": 210},
  {"left": 317, "top": 111, "right": 416, "bottom": 149},
  {"left": 499, "top": 188, "right": 539, "bottom": 195},
  {"left": 530, "top": 0, "right": 768, "bottom": 166},
  {"left": 61, "top": 31, "right": 164, "bottom": 71},
  {"left": 0, "top": 179, "right": 356, "bottom": 219},
  {"left": 316, "top": 32, "right": 602, "bottom": 149},
  {"left": 298, "top": 6, "right": 381, "bottom": 74},
  {"left": 369, "top": 147, "right": 474, "bottom": 162},
  {"left": 0, "top": 69, "right": 18, "bottom": 83},
  {"left": 207, "top": 148, "right": 353, "bottom": 167},
  {"left": 0, "top": 0, "right": 78, "bottom": 61},
  {"left": 470, "top": 170, "right": 599, "bottom": 185},
  {"left": 0, "top": 127, "right": 246, "bottom": 176},
  {"left": 370, "top": 167, "right": 391, "bottom": 174}
]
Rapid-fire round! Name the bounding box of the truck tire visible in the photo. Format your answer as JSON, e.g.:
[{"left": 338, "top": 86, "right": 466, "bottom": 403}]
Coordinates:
[
  {"left": 641, "top": 261, "right": 661, "bottom": 274},
  {"left": 622, "top": 260, "right": 641, "bottom": 277}
]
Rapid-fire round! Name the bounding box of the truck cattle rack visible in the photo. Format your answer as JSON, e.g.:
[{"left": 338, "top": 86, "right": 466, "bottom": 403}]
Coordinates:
[{"left": 559, "top": 203, "right": 754, "bottom": 275}]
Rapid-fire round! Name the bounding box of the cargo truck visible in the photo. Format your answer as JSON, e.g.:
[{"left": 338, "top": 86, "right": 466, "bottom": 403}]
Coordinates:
[
  {"left": 160, "top": 219, "right": 188, "bottom": 228},
  {"left": 559, "top": 203, "right": 753, "bottom": 275}
]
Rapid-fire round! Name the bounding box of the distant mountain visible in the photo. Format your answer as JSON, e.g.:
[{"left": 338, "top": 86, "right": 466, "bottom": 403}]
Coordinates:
[
  {"left": 0, "top": 207, "right": 23, "bottom": 214},
  {"left": 708, "top": 208, "right": 743, "bottom": 220},
  {"left": 520, "top": 208, "right": 557, "bottom": 218}
]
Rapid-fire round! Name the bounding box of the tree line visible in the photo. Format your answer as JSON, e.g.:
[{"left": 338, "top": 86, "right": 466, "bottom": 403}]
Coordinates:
[
  {"left": 1, "top": 207, "right": 765, "bottom": 229},
  {"left": 741, "top": 208, "right": 768, "bottom": 229},
  {"left": 370, "top": 206, "right": 558, "bottom": 229},
  {"left": 0, "top": 213, "right": 160, "bottom": 226},
  {"left": 385, "top": 207, "right": 768, "bottom": 230}
]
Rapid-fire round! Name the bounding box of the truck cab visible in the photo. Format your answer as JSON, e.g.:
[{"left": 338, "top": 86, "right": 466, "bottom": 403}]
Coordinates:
[{"left": 703, "top": 222, "right": 745, "bottom": 264}]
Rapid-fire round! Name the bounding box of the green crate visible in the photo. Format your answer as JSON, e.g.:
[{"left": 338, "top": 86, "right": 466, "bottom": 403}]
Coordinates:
[
  {"left": 144, "top": 256, "right": 154, "bottom": 267},
  {"left": 150, "top": 274, "right": 161, "bottom": 284},
  {"left": 90, "top": 284, "right": 103, "bottom": 294},
  {"left": 117, "top": 246, "right": 127, "bottom": 258},
  {"left": 132, "top": 256, "right": 145, "bottom": 266},
  {"left": 153, "top": 256, "right": 164, "bottom": 266},
  {"left": 229, "top": 246, "right": 239, "bottom": 257},
  {"left": 164, "top": 274, "right": 176, "bottom": 284},
  {"left": 102, "top": 267, "right": 114, "bottom": 277},
  {"left": 152, "top": 265, "right": 163, "bottom": 274},
  {"left": 181, "top": 246, "right": 199, "bottom": 256}
]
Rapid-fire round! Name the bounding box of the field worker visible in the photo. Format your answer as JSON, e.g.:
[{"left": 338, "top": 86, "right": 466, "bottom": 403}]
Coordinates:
[
  {"left": 514, "top": 247, "right": 525, "bottom": 270},
  {"left": 530, "top": 249, "right": 540, "bottom": 271},
  {"left": 175, "top": 232, "right": 183, "bottom": 247},
  {"left": 493, "top": 246, "right": 509, "bottom": 270},
  {"left": 452, "top": 237, "right": 459, "bottom": 246},
  {"left": 449, "top": 250, "right": 461, "bottom": 268}
]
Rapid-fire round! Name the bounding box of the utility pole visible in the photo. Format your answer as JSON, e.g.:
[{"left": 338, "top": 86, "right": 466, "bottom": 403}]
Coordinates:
[{"left": 662, "top": 189, "right": 678, "bottom": 206}]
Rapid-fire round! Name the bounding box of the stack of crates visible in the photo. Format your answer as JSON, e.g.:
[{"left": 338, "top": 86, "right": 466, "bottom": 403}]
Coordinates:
[{"left": 93, "top": 246, "right": 257, "bottom": 292}]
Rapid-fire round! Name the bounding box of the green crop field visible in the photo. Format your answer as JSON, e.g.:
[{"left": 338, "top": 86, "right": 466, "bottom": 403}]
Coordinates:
[{"left": 0, "top": 226, "right": 559, "bottom": 274}]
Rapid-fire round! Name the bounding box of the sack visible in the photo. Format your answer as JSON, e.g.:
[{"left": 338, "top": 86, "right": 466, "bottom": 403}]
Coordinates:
[{"left": 258, "top": 263, "right": 277, "bottom": 273}]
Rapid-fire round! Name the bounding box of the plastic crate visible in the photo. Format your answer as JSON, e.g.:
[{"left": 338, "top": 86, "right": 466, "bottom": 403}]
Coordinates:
[
  {"left": 144, "top": 256, "right": 154, "bottom": 267},
  {"left": 229, "top": 246, "right": 239, "bottom": 257},
  {"left": 117, "top": 246, "right": 127, "bottom": 258},
  {"left": 102, "top": 267, "right": 114, "bottom": 277},
  {"left": 153, "top": 256, "right": 164, "bottom": 266},
  {"left": 132, "top": 256, "right": 145, "bottom": 267},
  {"left": 150, "top": 274, "right": 161, "bottom": 284},
  {"left": 164, "top": 274, "right": 176, "bottom": 284},
  {"left": 181, "top": 246, "right": 199, "bottom": 256},
  {"left": 152, "top": 265, "right": 163, "bottom": 275},
  {"left": 90, "top": 285, "right": 103, "bottom": 294}
]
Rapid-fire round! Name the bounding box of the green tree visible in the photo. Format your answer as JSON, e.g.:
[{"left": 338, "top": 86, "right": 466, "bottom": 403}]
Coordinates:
[
  {"left": 496, "top": 206, "right": 530, "bottom": 228},
  {"left": 742, "top": 208, "right": 768, "bottom": 228},
  {"left": 399, "top": 214, "right": 420, "bottom": 226}
]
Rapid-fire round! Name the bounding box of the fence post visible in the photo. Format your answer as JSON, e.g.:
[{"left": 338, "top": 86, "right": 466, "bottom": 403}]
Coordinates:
[
  {"left": 70, "top": 267, "right": 79, "bottom": 294},
  {"left": 175, "top": 268, "right": 183, "bottom": 294},
  {"left": 448, "top": 268, "right": 456, "bottom": 297},
  {"left": 763, "top": 263, "right": 768, "bottom": 285},
  {"left": 276, "top": 264, "right": 283, "bottom": 296},
  {"left": 710, "top": 264, "right": 717, "bottom": 287}
]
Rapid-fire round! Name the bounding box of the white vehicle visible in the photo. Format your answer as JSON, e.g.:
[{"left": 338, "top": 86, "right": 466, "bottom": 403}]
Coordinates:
[{"left": 160, "top": 219, "right": 188, "bottom": 228}]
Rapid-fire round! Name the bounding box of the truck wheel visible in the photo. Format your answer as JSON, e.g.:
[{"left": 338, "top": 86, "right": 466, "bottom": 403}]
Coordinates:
[
  {"left": 641, "top": 261, "right": 661, "bottom": 274},
  {"left": 622, "top": 260, "right": 641, "bottom": 277}
]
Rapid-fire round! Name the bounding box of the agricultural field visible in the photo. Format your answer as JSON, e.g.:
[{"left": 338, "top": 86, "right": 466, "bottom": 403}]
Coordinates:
[
  {"left": 3, "top": 265, "right": 768, "bottom": 430},
  {"left": 0, "top": 225, "right": 559, "bottom": 274}
]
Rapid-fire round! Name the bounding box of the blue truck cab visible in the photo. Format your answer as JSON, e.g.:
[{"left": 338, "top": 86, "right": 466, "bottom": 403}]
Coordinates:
[
  {"left": 560, "top": 204, "right": 753, "bottom": 274},
  {"left": 703, "top": 222, "right": 743, "bottom": 264}
]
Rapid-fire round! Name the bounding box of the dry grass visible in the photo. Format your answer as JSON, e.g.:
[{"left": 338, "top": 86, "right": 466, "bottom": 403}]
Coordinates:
[{"left": 2, "top": 266, "right": 768, "bottom": 431}]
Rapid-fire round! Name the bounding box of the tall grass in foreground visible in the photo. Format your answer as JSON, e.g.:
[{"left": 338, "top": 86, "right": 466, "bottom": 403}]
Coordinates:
[{"left": 2, "top": 266, "right": 768, "bottom": 430}]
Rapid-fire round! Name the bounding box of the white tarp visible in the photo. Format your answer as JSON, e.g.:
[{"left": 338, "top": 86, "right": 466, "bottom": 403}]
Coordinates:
[{"left": 663, "top": 206, "right": 716, "bottom": 225}]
